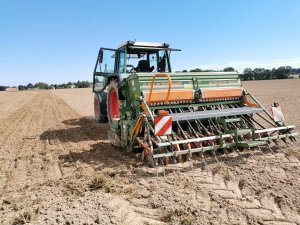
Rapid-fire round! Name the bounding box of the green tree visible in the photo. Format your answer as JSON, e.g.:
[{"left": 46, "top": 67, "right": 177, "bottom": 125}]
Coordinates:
[
  {"left": 223, "top": 67, "right": 235, "bottom": 72},
  {"left": 274, "top": 66, "right": 291, "bottom": 79},
  {"left": 190, "top": 68, "right": 202, "bottom": 72},
  {"left": 18, "top": 85, "right": 27, "bottom": 90},
  {"left": 34, "top": 82, "right": 49, "bottom": 89},
  {"left": 265, "top": 69, "right": 272, "bottom": 80},
  {"left": 0, "top": 86, "right": 8, "bottom": 91},
  {"left": 243, "top": 68, "right": 253, "bottom": 80},
  {"left": 27, "top": 83, "right": 34, "bottom": 89},
  {"left": 76, "top": 81, "right": 90, "bottom": 88}
]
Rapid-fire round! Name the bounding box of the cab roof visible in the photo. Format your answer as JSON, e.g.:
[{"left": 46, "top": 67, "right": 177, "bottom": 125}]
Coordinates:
[{"left": 117, "top": 41, "right": 170, "bottom": 49}]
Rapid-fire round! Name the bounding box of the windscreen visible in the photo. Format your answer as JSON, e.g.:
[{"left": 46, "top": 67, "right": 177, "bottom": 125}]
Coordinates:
[{"left": 125, "top": 48, "right": 171, "bottom": 73}]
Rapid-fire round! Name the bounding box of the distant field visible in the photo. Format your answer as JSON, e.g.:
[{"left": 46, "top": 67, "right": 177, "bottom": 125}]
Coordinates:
[{"left": 52, "top": 88, "right": 94, "bottom": 118}]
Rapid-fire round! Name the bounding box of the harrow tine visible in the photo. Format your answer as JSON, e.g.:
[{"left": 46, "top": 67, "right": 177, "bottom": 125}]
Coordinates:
[
  {"left": 257, "top": 146, "right": 265, "bottom": 155},
  {"left": 291, "top": 139, "right": 298, "bottom": 146},
  {"left": 290, "top": 136, "right": 297, "bottom": 143},
  {"left": 282, "top": 138, "right": 290, "bottom": 146},
  {"left": 173, "top": 157, "right": 180, "bottom": 175},
  {"left": 235, "top": 147, "right": 243, "bottom": 160},
  {"left": 266, "top": 144, "right": 275, "bottom": 154},
  {"left": 212, "top": 148, "right": 220, "bottom": 163},
  {"left": 187, "top": 151, "right": 194, "bottom": 176},
  {"left": 155, "top": 159, "right": 159, "bottom": 177},
  {"left": 200, "top": 151, "right": 208, "bottom": 168},
  {"left": 223, "top": 147, "right": 231, "bottom": 160},
  {"left": 159, "top": 158, "right": 166, "bottom": 177},
  {"left": 284, "top": 139, "right": 290, "bottom": 146},
  {"left": 247, "top": 147, "right": 256, "bottom": 159},
  {"left": 275, "top": 141, "right": 284, "bottom": 152}
]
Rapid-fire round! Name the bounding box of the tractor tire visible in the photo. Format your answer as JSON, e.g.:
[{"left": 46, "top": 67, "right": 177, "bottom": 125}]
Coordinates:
[
  {"left": 94, "top": 92, "right": 108, "bottom": 123},
  {"left": 107, "top": 80, "right": 120, "bottom": 125}
]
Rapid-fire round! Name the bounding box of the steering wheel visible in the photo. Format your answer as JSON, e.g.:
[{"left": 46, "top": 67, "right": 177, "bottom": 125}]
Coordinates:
[{"left": 126, "top": 64, "right": 135, "bottom": 72}]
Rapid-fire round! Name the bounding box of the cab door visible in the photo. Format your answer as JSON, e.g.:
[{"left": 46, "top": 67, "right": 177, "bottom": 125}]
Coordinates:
[{"left": 93, "top": 48, "right": 118, "bottom": 93}]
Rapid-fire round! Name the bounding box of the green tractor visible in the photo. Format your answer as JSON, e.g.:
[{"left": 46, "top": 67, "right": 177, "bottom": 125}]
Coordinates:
[{"left": 93, "top": 41, "right": 297, "bottom": 171}]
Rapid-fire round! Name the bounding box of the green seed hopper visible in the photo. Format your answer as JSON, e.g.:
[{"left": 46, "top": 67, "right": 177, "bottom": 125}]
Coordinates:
[{"left": 93, "top": 41, "right": 297, "bottom": 172}]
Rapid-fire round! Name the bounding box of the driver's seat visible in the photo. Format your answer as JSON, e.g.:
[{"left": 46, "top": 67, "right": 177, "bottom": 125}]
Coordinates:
[{"left": 135, "top": 60, "right": 150, "bottom": 72}]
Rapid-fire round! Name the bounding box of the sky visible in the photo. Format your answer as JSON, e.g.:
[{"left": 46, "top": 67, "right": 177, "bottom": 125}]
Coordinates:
[{"left": 1, "top": 0, "right": 300, "bottom": 86}]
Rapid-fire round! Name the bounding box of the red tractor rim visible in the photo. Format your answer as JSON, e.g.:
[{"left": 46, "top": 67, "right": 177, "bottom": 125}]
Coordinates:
[{"left": 109, "top": 90, "right": 119, "bottom": 120}]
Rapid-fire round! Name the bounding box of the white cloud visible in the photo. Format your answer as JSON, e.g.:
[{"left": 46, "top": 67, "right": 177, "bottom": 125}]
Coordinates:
[{"left": 188, "top": 57, "right": 300, "bottom": 72}]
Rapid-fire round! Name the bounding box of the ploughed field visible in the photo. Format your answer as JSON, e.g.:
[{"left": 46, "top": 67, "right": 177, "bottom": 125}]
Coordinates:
[{"left": 0, "top": 79, "right": 300, "bottom": 225}]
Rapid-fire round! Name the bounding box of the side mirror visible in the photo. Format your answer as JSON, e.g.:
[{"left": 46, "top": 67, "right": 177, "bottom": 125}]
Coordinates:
[{"left": 98, "top": 49, "right": 103, "bottom": 63}]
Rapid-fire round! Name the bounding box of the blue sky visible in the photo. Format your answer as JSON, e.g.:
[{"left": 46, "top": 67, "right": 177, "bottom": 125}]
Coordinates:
[{"left": 1, "top": 0, "right": 300, "bottom": 86}]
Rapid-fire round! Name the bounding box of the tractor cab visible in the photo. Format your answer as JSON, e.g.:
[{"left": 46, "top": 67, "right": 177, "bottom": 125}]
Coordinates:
[
  {"left": 93, "top": 41, "right": 179, "bottom": 122},
  {"left": 118, "top": 41, "right": 172, "bottom": 74},
  {"left": 93, "top": 41, "right": 178, "bottom": 92}
]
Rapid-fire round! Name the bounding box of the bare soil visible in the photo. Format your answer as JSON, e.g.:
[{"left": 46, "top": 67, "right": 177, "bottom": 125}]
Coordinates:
[{"left": 0, "top": 79, "right": 300, "bottom": 225}]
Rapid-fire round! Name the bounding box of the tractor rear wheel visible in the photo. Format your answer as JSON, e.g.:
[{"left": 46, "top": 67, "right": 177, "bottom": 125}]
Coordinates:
[
  {"left": 106, "top": 80, "right": 123, "bottom": 147},
  {"left": 107, "top": 80, "right": 120, "bottom": 125},
  {"left": 94, "top": 92, "right": 108, "bottom": 123}
]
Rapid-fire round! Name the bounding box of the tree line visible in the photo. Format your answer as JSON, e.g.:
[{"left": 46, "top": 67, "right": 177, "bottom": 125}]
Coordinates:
[
  {"left": 0, "top": 81, "right": 91, "bottom": 91},
  {"left": 1, "top": 66, "right": 299, "bottom": 91},
  {"left": 182, "top": 66, "right": 300, "bottom": 80},
  {"left": 242, "top": 66, "right": 299, "bottom": 80}
]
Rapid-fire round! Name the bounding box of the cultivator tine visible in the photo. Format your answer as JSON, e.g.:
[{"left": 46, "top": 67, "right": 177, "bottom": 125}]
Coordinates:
[
  {"left": 284, "top": 139, "right": 290, "bottom": 146},
  {"left": 173, "top": 157, "right": 180, "bottom": 175},
  {"left": 187, "top": 151, "right": 194, "bottom": 175},
  {"left": 267, "top": 144, "right": 275, "bottom": 154},
  {"left": 258, "top": 146, "right": 264, "bottom": 155},
  {"left": 235, "top": 147, "right": 243, "bottom": 159},
  {"left": 159, "top": 158, "right": 166, "bottom": 177},
  {"left": 200, "top": 151, "right": 208, "bottom": 168},
  {"left": 223, "top": 147, "right": 231, "bottom": 159},
  {"left": 248, "top": 147, "right": 256, "bottom": 159},
  {"left": 274, "top": 140, "right": 283, "bottom": 152},
  {"left": 293, "top": 141, "right": 298, "bottom": 147},
  {"left": 212, "top": 146, "right": 220, "bottom": 163},
  {"left": 282, "top": 138, "right": 290, "bottom": 147},
  {"left": 155, "top": 159, "right": 159, "bottom": 177},
  {"left": 290, "top": 136, "right": 297, "bottom": 143}
]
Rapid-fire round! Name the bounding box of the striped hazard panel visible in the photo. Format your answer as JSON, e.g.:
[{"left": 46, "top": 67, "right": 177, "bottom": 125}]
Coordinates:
[
  {"left": 154, "top": 115, "right": 172, "bottom": 136},
  {"left": 271, "top": 106, "right": 284, "bottom": 122}
]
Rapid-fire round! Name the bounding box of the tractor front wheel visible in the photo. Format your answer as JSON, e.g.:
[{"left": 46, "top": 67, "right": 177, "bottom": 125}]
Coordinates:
[{"left": 94, "top": 92, "right": 108, "bottom": 123}]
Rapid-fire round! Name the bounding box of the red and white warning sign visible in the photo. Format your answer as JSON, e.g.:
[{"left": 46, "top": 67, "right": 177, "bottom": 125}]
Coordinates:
[
  {"left": 271, "top": 106, "right": 284, "bottom": 122},
  {"left": 154, "top": 115, "right": 172, "bottom": 136}
]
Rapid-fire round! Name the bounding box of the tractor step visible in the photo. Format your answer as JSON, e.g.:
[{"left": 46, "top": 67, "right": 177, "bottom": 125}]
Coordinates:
[{"left": 237, "top": 140, "right": 267, "bottom": 148}]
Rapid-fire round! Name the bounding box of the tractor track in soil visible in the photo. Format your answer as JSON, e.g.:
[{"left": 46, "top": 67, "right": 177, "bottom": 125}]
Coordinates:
[
  {"left": 0, "top": 79, "right": 300, "bottom": 225},
  {"left": 0, "top": 91, "right": 165, "bottom": 225}
]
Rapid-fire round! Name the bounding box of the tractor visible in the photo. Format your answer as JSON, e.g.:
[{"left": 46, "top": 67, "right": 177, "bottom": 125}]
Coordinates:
[{"left": 93, "top": 41, "right": 297, "bottom": 172}]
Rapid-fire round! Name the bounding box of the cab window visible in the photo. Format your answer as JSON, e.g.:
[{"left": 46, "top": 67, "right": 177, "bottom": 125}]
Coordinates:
[{"left": 118, "top": 47, "right": 125, "bottom": 73}]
